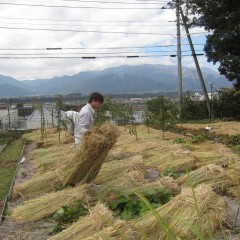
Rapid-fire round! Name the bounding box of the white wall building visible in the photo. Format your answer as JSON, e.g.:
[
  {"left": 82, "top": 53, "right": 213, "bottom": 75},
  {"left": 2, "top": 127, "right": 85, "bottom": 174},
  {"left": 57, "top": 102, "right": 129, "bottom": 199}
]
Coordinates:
[{"left": 0, "top": 109, "right": 19, "bottom": 131}]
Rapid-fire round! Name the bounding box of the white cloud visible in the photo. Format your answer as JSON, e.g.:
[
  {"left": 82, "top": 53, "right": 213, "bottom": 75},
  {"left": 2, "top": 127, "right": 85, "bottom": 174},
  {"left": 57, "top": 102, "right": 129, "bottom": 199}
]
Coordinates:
[{"left": 0, "top": 1, "right": 218, "bottom": 80}]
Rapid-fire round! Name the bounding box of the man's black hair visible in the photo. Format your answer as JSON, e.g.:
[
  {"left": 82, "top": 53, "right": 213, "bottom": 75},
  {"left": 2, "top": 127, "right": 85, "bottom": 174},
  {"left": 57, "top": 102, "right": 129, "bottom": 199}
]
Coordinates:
[{"left": 88, "top": 92, "right": 104, "bottom": 104}]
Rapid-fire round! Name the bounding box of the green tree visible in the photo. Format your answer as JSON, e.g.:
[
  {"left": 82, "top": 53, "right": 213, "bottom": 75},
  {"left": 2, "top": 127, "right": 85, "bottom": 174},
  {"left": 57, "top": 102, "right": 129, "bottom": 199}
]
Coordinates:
[
  {"left": 35, "top": 102, "right": 46, "bottom": 141},
  {"left": 183, "top": 0, "right": 240, "bottom": 89},
  {"left": 145, "top": 96, "right": 179, "bottom": 139},
  {"left": 182, "top": 96, "right": 209, "bottom": 121},
  {"left": 94, "top": 96, "right": 112, "bottom": 126},
  {"left": 54, "top": 95, "right": 66, "bottom": 142}
]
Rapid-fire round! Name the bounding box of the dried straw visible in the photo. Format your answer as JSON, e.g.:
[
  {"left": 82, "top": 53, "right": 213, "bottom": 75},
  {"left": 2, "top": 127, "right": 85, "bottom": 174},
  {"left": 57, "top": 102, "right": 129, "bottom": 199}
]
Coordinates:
[
  {"left": 48, "top": 203, "right": 135, "bottom": 240},
  {"left": 95, "top": 155, "right": 145, "bottom": 184},
  {"left": 12, "top": 171, "right": 61, "bottom": 199},
  {"left": 227, "top": 186, "right": 240, "bottom": 201},
  {"left": 156, "top": 176, "right": 179, "bottom": 193},
  {"left": 62, "top": 123, "right": 119, "bottom": 185},
  {"left": 144, "top": 146, "right": 198, "bottom": 173},
  {"left": 95, "top": 157, "right": 148, "bottom": 201},
  {"left": 227, "top": 161, "right": 240, "bottom": 184},
  {"left": 177, "top": 164, "right": 234, "bottom": 192},
  {"left": 134, "top": 184, "right": 228, "bottom": 240},
  {"left": 10, "top": 184, "right": 92, "bottom": 222},
  {"left": 83, "top": 220, "right": 139, "bottom": 240},
  {"left": 13, "top": 123, "right": 119, "bottom": 199},
  {"left": 30, "top": 143, "right": 73, "bottom": 170}
]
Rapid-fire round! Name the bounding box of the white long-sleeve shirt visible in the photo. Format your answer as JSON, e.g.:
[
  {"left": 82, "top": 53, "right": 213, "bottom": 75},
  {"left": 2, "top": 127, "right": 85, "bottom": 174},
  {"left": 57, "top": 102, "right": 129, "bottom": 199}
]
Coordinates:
[{"left": 74, "top": 103, "right": 95, "bottom": 139}]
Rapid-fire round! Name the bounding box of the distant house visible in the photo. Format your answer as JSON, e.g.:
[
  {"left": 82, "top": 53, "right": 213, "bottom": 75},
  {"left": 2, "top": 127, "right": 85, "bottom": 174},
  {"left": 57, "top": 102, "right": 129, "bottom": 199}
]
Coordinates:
[
  {"left": 191, "top": 92, "right": 219, "bottom": 101},
  {"left": 26, "top": 107, "right": 66, "bottom": 130},
  {"left": 0, "top": 109, "right": 19, "bottom": 132}
]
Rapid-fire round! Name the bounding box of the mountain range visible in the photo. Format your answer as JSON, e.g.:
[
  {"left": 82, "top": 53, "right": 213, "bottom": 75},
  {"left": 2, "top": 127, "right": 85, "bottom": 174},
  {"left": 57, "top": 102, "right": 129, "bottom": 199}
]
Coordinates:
[{"left": 0, "top": 64, "right": 233, "bottom": 97}]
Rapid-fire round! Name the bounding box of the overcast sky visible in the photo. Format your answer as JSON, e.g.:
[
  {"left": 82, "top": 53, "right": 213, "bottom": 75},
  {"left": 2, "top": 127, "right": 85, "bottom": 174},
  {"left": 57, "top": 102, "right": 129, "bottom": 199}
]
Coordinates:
[{"left": 0, "top": 0, "right": 219, "bottom": 80}]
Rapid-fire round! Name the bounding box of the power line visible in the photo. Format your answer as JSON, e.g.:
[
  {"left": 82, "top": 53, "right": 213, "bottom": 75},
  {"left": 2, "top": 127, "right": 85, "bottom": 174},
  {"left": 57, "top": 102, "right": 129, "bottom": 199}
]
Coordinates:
[
  {"left": 0, "top": 26, "right": 176, "bottom": 36},
  {"left": 0, "top": 43, "right": 204, "bottom": 51},
  {"left": 0, "top": 44, "right": 204, "bottom": 51},
  {"left": 0, "top": 54, "right": 205, "bottom": 59},
  {"left": 0, "top": 21, "right": 175, "bottom": 27},
  {"left": 0, "top": 16, "right": 174, "bottom": 23},
  {"left": 0, "top": 50, "right": 203, "bottom": 55},
  {"left": 0, "top": 2, "right": 171, "bottom": 9},
  {"left": 60, "top": 0, "right": 170, "bottom": 4},
  {"left": 0, "top": 25, "right": 208, "bottom": 37}
]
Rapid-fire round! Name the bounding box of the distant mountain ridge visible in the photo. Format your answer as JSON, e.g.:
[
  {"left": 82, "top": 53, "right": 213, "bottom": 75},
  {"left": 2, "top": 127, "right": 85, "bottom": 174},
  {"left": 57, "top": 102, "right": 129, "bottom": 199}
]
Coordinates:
[{"left": 0, "top": 64, "right": 233, "bottom": 97}]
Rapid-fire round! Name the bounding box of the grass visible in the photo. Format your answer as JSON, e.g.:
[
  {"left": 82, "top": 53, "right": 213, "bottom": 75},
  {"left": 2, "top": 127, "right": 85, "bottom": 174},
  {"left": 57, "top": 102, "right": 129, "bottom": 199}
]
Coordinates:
[
  {"left": 0, "top": 140, "right": 24, "bottom": 165},
  {"left": 0, "top": 139, "right": 24, "bottom": 200},
  {"left": 0, "top": 167, "right": 16, "bottom": 199}
]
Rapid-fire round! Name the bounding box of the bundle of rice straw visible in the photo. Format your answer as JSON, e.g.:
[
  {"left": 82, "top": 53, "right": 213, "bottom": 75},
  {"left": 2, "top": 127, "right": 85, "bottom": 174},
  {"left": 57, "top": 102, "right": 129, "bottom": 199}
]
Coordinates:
[
  {"left": 95, "top": 157, "right": 147, "bottom": 201},
  {"left": 218, "top": 145, "right": 240, "bottom": 166},
  {"left": 82, "top": 220, "right": 139, "bottom": 240},
  {"left": 13, "top": 123, "right": 119, "bottom": 199},
  {"left": 227, "top": 161, "right": 240, "bottom": 184},
  {"left": 33, "top": 145, "right": 76, "bottom": 173},
  {"left": 95, "top": 155, "right": 146, "bottom": 184},
  {"left": 62, "top": 123, "right": 119, "bottom": 185},
  {"left": 155, "top": 176, "right": 179, "bottom": 193},
  {"left": 134, "top": 184, "right": 228, "bottom": 240},
  {"left": 10, "top": 184, "right": 92, "bottom": 222},
  {"left": 177, "top": 163, "right": 234, "bottom": 192},
  {"left": 227, "top": 186, "right": 240, "bottom": 201},
  {"left": 12, "top": 171, "right": 62, "bottom": 199},
  {"left": 48, "top": 203, "right": 138, "bottom": 240},
  {"left": 144, "top": 146, "right": 199, "bottom": 173}
]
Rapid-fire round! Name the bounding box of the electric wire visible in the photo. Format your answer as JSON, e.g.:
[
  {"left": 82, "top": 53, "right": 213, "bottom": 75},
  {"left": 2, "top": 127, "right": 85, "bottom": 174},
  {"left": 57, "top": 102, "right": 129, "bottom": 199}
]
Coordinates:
[
  {"left": 0, "top": 53, "right": 205, "bottom": 59},
  {"left": 0, "top": 50, "right": 204, "bottom": 55},
  {"left": 0, "top": 16, "right": 174, "bottom": 23},
  {"left": 0, "top": 2, "right": 171, "bottom": 10},
  {"left": 0, "top": 26, "right": 177, "bottom": 36},
  {"left": 0, "top": 21, "right": 176, "bottom": 27},
  {"left": 0, "top": 43, "right": 204, "bottom": 51},
  {"left": 60, "top": 0, "right": 171, "bottom": 4},
  {"left": 0, "top": 25, "right": 208, "bottom": 38}
]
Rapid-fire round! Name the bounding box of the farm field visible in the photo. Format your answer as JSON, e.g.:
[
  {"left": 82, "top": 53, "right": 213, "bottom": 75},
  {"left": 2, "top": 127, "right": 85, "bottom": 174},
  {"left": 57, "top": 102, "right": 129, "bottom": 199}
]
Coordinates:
[
  {"left": 179, "top": 121, "right": 240, "bottom": 136},
  {"left": 0, "top": 122, "right": 239, "bottom": 240}
]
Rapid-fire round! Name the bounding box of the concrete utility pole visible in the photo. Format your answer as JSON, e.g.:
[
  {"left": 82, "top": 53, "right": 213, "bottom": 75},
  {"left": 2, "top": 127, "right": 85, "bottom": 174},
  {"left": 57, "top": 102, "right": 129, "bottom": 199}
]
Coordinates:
[
  {"left": 176, "top": 0, "right": 183, "bottom": 120},
  {"left": 7, "top": 107, "right": 11, "bottom": 130},
  {"left": 179, "top": 6, "right": 211, "bottom": 117}
]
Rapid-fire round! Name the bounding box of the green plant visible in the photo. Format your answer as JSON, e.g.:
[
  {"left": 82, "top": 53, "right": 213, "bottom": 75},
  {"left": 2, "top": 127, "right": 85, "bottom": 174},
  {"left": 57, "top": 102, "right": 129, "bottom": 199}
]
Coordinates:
[
  {"left": 48, "top": 223, "right": 63, "bottom": 235},
  {"left": 128, "top": 124, "right": 138, "bottom": 141},
  {"left": 21, "top": 172, "right": 27, "bottom": 178},
  {"left": 230, "top": 134, "right": 240, "bottom": 145},
  {"left": 160, "top": 168, "right": 179, "bottom": 179},
  {"left": 234, "top": 145, "right": 240, "bottom": 155},
  {"left": 191, "top": 134, "right": 206, "bottom": 144},
  {"left": 109, "top": 188, "right": 173, "bottom": 220},
  {"left": 173, "top": 137, "right": 186, "bottom": 144},
  {"left": 53, "top": 200, "right": 88, "bottom": 224}
]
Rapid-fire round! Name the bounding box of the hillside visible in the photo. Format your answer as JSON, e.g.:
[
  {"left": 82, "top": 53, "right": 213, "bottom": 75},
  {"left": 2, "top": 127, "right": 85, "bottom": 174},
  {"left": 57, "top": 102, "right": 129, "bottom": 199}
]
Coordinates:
[{"left": 0, "top": 64, "right": 233, "bottom": 97}]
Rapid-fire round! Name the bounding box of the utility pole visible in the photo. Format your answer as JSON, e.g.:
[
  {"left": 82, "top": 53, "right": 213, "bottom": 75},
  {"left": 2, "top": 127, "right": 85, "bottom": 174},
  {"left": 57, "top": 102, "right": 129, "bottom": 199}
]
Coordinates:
[
  {"left": 7, "top": 107, "right": 11, "bottom": 130},
  {"left": 179, "top": 6, "right": 211, "bottom": 117},
  {"left": 176, "top": 0, "right": 183, "bottom": 121}
]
